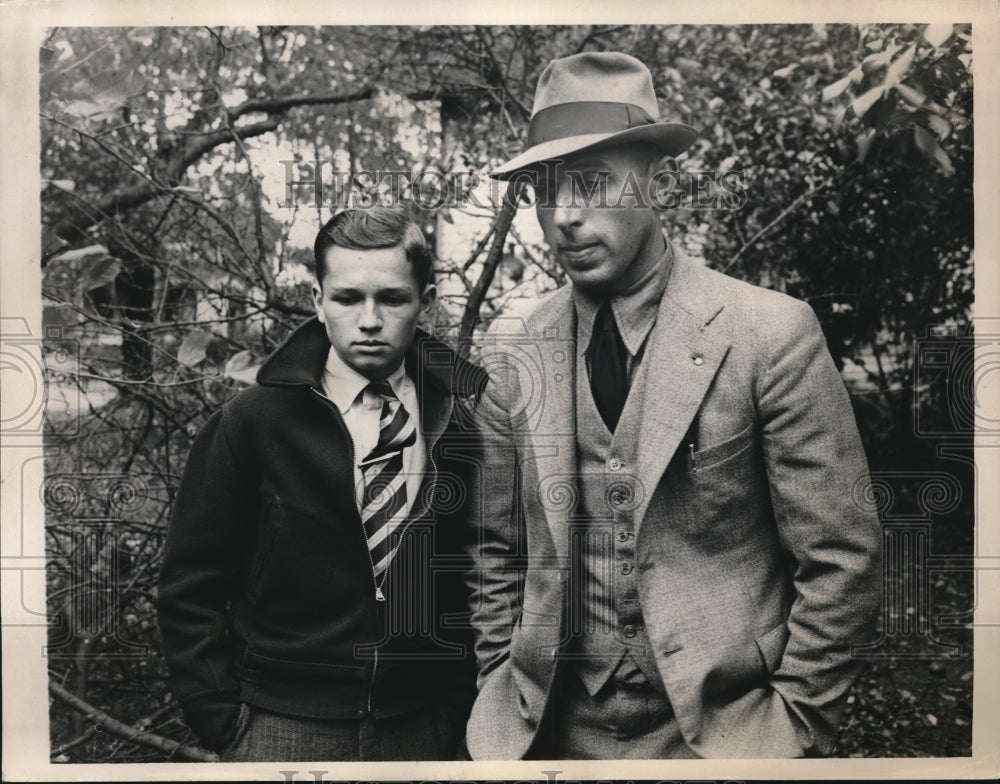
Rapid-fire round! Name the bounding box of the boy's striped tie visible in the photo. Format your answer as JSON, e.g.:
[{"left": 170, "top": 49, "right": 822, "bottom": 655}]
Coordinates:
[{"left": 359, "top": 380, "right": 416, "bottom": 579}]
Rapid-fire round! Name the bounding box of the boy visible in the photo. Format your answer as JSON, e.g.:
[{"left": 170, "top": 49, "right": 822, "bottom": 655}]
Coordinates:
[{"left": 158, "top": 207, "right": 485, "bottom": 761}]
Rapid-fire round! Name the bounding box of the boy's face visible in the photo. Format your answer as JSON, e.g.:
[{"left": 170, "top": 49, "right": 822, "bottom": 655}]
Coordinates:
[{"left": 312, "top": 244, "right": 435, "bottom": 381}]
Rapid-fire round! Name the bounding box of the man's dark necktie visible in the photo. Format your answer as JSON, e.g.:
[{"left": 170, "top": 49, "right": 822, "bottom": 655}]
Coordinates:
[{"left": 586, "top": 300, "right": 629, "bottom": 432}]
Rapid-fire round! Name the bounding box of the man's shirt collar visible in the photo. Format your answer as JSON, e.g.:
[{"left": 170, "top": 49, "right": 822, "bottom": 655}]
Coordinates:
[{"left": 573, "top": 240, "right": 673, "bottom": 357}]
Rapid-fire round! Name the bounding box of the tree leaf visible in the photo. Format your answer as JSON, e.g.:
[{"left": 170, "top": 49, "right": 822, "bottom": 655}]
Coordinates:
[
  {"left": 923, "top": 23, "right": 953, "bottom": 49},
  {"left": 54, "top": 244, "right": 109, "bottom": 263},
  {"left": 885, "top": 45, "right": 916, "bottom": 88},
  {"left": 41, "top": 226, "right": 68, "bottom": 258},
  {"left": 895, "top": 82, "right": 927, "bottom": 107},
  {"left": 224, "top": 350, "right": 253, "bottom": 374},
  {"left": 177, "top": 329, "right": 214, "bottom": 367},
  {"left": 81, "top": 256, "right": 121, "bottom": 291},
  {"left": 861, "top": 42, "right": 901, "bottom": 75},
  {"left": 914, "top": 124, "right": 936, "bottom": 154},
  {"left": 927, "top": 113, "right": 952, "bottom": 139},
  {"left": 822, "top": 75, "right": 852, "bottom": 101},
  {"left": 39, "top": 45, "right": 60, "bottom": 69},
  {"left": 856, "top": 128, "right": 877, "bottom": 163},
  {"left": 224, "top": 350, "right": 261, "bottom": 383},
  {"left": 62, "top": 76, "right": 129, "bottom": 122},
  {"left": 832, "top": 104, "right": 848, "bottom": 132},
  {"left": 43, "top": 179, "right": 76, "bottom": 192},
  {"left": 913, "top": 125, "right": 954, "bottom": 175},
  {"left": 851, "top": 86, "right": 884, "bottom": 119}
]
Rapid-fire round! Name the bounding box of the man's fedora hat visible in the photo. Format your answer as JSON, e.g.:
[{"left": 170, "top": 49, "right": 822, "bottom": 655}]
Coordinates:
[{"left": 492, "top": 52, "right": 698, "bottom": 180}]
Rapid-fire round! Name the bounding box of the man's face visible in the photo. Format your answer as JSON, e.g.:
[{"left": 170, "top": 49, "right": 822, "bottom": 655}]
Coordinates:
[
  {"left": 312, "top": 244, "right": 435, "bottom": 381},
  {"left": 534, "top": 145, "right": 665, "bottom": 295}
]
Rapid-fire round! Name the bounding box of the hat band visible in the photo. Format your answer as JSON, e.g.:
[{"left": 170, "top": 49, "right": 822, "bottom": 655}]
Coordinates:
[{"left": 526, "top": 101, "right": 656, "bottom": 148}]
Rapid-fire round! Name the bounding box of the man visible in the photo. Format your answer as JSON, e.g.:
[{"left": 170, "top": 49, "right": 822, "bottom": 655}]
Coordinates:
[
  {"left": 465, "top": 52, "right": 881, "bottom": 759},
  {"left": 158, "top": 207, "right": 485, "bottom": 761}
]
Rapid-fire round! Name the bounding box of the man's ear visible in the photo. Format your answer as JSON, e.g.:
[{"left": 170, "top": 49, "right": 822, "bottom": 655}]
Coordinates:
[
  {"left": 419, "top": 283, "right": 437, "bottom": 316},
  {"left": 648, "top": 153, "right": 677, "bottom": 177},
  {"left": 311, "top": 282, "right": 326, "bottom": 324},
  {"left": 648, "top": 154, "right": 679, "bottom": 211}
]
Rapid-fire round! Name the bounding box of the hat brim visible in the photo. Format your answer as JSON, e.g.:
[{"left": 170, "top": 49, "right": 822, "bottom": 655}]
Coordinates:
[{"left": 490, "top": 122, "right": 698, "bottom": 180}]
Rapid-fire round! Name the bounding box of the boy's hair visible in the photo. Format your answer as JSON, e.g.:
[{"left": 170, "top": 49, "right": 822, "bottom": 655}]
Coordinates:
[{"left": 313, "top": 208, "right": 434, "bottom": 291}]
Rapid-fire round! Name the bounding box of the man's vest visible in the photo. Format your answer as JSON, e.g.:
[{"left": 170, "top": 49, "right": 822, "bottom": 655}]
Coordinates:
[{"left": 567, "top": 350, "right": 665, "bottom": 695}]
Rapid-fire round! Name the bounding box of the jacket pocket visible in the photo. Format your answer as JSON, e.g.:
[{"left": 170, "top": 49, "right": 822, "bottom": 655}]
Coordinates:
[
  {"left": 701, "top": 621, "right": 786, "bottom": 705},
  {"left": 702, "top": 640, "right": 769, "bottom": 704},
  {"left": 690, "top": 420, "right": 754, "bottom": 472},
  {"left": 246, "top": 500, "right": 281, "bottom": 602},
  {"left": 755, "top": 621, "right": 790, "bottom": 674},
  {"left": 241, "top": 648, "right": 367, "bottom": 679},
  {"left": 219, "top": 702, "right": 252, "bottom": 757}
]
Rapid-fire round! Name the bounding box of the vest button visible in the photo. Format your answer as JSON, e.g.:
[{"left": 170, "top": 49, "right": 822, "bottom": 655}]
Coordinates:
[
  {"left": 608, "top": 457, "right": 623, "bottom": 472},
  {"left": 623, "top": 624, "right": 638, "bottom": 638},
  {"left": 617, "top": 529, "right": 630, "bottom": 542},
  {"left": 620, "top": 561, "right": 633, "bottom": 575}
]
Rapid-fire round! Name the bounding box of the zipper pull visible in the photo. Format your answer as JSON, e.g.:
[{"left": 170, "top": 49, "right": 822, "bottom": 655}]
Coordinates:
[{"left": 374, "top": 586, "right": 386, "bottom": 602}]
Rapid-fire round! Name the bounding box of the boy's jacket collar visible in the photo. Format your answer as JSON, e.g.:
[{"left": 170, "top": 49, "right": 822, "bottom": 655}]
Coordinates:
[{"left": 256, "top": 317, "right": 487, "bottom": 397}]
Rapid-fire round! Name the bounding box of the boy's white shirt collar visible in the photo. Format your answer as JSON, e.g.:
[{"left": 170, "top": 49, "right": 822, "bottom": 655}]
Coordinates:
[{"left": 320, "top": 347, "right": 411, "bottom": 413}]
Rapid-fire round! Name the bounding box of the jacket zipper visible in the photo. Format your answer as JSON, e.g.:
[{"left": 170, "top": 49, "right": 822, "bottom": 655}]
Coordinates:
[
  {"left": 311, "top": 387, "right": 384, "bottom": 602},
  {"left": 365, "top": 394, "right": 451, "bottom": 714},
  {"left": 363, "top": 399, "right": 448, "bottom": 713},
  {"left": 311, "top": 385, "right": 452, "bottom": 715},
  {"left": 311, "top": 386, "right": 382, "bottom": 715},
  {"left": 312, "top": 385, "right": 448, "bottom": 715}
]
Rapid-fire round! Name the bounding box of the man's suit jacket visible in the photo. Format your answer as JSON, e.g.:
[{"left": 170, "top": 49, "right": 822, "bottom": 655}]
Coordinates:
[{"left": 465, "top": 251, "right": 881, "bottom": 759}]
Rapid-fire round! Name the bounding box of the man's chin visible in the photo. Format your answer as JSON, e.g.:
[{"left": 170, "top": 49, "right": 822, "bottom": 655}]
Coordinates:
[{"left": 565, "top": 268, "right": 616, "bottom": 293}]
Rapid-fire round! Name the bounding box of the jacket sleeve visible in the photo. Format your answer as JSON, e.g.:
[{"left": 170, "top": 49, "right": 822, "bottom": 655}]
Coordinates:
[
  {"left": 157, "top": 403, "right": 257, "bottom": 751},
  {"left": 465, "top": 343, "right": 527, "bottom": 688},
  {"left": 756, "top": 300, "right": 882, "bottom": 756}
]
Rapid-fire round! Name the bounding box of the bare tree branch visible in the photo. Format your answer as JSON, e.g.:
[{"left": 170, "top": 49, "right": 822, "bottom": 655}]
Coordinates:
[
  {"left": 459, "top": 181, "right": 527, "bottom": 346},
  {"left": 573, "top": 25, "right": 633, "bottom": 54},
  {"left": 46, "top": 87, "right": 375, "bottom": 250},
  {"left": 48, "top": 680, "right": 217, "bottom": 762},
  {"left": 462, "top": 223, "right": 497, "bottom": 272},
  {"left": 722, "top": 177, "right": 835, "bottom": 273},
  {"left": 227, "top": 89, "right": 373, "bottom": 121}
]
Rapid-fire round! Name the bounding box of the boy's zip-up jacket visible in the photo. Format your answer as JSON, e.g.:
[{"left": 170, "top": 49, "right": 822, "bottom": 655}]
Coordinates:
[{"left": 157, "top": 318, "right": 487, "bottom": 752}]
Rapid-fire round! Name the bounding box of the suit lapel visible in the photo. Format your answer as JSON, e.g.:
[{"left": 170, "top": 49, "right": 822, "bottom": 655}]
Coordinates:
[
  {"left": 630, "top": 254, "right": 731, "bottom": 530},
  {"left": 524, "top": 291, "right": 578, "bottom": 559}
]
